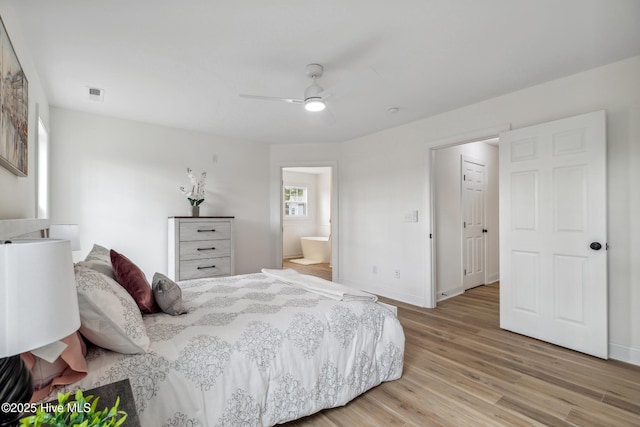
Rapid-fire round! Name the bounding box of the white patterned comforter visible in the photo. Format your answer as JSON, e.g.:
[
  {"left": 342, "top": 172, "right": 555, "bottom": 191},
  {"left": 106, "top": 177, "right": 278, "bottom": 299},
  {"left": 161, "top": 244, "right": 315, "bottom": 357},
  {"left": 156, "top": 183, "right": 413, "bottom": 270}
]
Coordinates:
[{"left": 54, "top": 273, "right": 405, "bottom": 426}]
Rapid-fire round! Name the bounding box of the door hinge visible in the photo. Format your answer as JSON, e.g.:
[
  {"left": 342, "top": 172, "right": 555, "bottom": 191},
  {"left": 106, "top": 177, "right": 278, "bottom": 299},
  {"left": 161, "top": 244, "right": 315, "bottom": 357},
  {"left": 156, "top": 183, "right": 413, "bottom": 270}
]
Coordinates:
[
  {"left": 429, "top": 233, "right": 433, "bottom": 239},
  {"left": 463, "top": 222, "right": 466, "bottom": 228},
  {"left": 463, "top": 269, "right": 467, "bottom": 276},
  {"left": 463, "top": 174, "right": 466, "bottom": 181}
]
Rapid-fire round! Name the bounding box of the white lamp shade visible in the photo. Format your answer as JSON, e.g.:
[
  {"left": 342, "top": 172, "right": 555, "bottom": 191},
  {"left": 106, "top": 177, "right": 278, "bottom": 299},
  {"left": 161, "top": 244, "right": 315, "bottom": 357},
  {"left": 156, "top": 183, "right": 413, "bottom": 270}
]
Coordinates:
[
  {"left": 48, "top": 224, "right": 81, "bottom": 251},
  {"left": 0, "top": 239, "right": 80, "bottom": 357}
]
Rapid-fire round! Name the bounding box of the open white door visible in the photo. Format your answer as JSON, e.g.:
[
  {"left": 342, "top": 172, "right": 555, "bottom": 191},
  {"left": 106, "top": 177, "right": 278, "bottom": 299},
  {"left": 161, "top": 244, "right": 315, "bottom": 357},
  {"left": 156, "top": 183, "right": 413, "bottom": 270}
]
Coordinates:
[{"left": 499, "top": 110, "right": 607, "bottom": 358}]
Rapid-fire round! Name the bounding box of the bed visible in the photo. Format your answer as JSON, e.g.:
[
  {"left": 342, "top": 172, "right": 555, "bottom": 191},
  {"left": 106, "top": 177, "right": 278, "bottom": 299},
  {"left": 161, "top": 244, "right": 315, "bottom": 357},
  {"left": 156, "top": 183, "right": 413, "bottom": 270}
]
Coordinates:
[{"left": 4, "top": 220, "right": 405, "bottom": 426}]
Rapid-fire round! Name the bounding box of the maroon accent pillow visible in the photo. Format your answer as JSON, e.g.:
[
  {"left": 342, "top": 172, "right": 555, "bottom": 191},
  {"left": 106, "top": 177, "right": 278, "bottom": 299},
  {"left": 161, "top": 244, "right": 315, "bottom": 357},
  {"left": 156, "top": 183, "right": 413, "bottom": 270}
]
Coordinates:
[{"left": 110, "top": 249, "right": 160, "bottom": 314}]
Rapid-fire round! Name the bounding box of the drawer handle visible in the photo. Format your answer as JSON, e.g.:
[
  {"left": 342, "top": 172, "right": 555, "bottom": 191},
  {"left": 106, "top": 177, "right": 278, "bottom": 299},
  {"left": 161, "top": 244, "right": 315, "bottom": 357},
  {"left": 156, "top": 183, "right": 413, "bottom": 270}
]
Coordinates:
[
  {"left": 197, "top": 229, "right": 216, "bottom": 232},
  {"left": 197, "top": 265, "right": 216, "bottom": 270},
  {"left": 197, "top": 247, "right": 216, "bottom": 251}
]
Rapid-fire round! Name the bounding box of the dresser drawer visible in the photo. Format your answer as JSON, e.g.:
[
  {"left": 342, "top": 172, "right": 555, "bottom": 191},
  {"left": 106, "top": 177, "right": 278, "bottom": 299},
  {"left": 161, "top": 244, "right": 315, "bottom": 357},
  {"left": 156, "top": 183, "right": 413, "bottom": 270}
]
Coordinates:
[
  {"left": 180, "top": 221, "right": 231, "bottom": 241},
  {"left": 179, "top": 240, "right": 230, "bottom": 260},
  {"left": 179, "top": 256, "right": 231, "bottom": 280},
  {"left": 168, "top": 217, "right": 235, "bottom": 281}
]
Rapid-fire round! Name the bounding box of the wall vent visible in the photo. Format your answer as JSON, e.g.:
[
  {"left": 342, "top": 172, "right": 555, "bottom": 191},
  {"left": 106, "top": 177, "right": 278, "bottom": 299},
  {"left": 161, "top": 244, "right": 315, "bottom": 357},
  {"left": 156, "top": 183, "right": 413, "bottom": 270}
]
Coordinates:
[{"left": 87, "top": 87, "right": 104, "bottom": 102}]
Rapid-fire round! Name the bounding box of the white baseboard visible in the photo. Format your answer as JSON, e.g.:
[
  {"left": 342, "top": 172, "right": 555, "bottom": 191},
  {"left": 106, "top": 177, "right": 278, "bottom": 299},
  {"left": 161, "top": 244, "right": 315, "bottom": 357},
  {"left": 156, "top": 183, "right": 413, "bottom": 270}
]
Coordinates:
[
  {"left": 437, "top": 286, "right": 463, "bottom": 302},
  {"left": 341, "top": 279, "right": 426, "bottom": 307},
  {"left": 609, "top": 343, "right": 640, "bottom": 366},
  {"left": 486, "top": 273, "right": 500, "bottom": 284}
]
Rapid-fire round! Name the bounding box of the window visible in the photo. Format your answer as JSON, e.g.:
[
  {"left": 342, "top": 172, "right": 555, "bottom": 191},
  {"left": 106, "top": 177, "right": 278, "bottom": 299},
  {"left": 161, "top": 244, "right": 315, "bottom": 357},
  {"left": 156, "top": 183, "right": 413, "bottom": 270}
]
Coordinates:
[
  {"left": 284, "top": 185, "right": 307, "bottom": 216},
  {"left": 36, "top": 117, "right": 49, "bottom": 219}
]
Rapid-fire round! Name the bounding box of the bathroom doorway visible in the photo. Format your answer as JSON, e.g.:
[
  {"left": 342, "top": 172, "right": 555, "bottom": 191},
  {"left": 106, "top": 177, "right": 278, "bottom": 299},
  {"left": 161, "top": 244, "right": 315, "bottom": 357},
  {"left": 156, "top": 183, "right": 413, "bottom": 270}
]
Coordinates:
[{"left": 281, "top": 166, "right": 333, "bottom": 281}]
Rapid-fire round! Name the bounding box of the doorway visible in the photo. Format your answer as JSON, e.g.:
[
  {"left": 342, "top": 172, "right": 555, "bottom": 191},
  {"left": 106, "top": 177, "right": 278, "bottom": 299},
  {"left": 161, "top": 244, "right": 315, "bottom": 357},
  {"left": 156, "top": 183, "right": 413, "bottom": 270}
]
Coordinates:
[
  {"left": 281, "top": 166, "right": 334, "bottom": 281},
  {"left": 428, "top": 112, "right": 607, "bottom": 358},
  {"left": 432, "top": 138, "right": 500, "bottom": 302}
]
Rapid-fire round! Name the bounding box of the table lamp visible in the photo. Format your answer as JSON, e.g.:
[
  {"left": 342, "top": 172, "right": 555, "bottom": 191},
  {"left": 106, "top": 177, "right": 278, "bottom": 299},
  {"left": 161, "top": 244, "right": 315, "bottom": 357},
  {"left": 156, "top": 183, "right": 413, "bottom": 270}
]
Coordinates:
[{"left": 0, "top": 239, "right": 80, "bottom": 426}]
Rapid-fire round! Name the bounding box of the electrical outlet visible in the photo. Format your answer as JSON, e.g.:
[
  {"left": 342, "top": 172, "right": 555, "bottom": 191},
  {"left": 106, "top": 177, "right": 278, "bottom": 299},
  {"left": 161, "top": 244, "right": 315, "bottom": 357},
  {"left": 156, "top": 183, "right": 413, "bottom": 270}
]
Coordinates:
[{"left": 394, "top": 269, "right": 400, "bottom": 279}]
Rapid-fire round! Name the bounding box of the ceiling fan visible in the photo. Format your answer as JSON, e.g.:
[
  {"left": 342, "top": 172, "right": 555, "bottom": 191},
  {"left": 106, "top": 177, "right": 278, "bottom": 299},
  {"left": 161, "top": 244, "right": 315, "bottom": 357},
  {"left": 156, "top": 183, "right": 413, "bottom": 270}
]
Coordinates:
[{"left": 240, "top": 64, "right": 330, "bottom": 112}]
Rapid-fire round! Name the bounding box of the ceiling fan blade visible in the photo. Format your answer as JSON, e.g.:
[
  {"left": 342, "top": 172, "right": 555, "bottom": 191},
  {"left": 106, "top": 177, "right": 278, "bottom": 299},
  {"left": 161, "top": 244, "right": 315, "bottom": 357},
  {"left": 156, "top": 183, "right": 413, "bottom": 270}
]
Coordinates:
[
  {"left": 239, "top": 94, "right": 304, "bottom": 104},
  {"left": 318, "top": 90, "right": 332, "bottom": 100}
]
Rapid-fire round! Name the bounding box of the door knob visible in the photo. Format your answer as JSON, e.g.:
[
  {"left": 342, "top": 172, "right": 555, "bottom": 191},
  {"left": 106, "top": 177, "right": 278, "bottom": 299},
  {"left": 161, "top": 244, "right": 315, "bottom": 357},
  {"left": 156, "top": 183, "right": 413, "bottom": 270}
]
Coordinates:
[{"left": 590, "top": 242, "right": 602, "bottom": 251}]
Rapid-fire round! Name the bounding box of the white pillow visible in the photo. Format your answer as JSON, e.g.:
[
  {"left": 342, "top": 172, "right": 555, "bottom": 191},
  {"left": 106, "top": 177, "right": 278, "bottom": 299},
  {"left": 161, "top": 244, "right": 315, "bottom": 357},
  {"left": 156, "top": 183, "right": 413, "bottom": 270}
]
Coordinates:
[
  {"left": 84, "top": 243, "right": 110, "bottom": 263},
  {"left": 152, "top": 272, "right": 187, "bottom": 315},
  {"left": 79, "top": 244, "right": 116, "bottom": 279},
  {"left": 74, "top": 265, "right": 149, "bottom": 354},
  {"left": 75, "top": 259, "right": 116, "bottom": 280}
]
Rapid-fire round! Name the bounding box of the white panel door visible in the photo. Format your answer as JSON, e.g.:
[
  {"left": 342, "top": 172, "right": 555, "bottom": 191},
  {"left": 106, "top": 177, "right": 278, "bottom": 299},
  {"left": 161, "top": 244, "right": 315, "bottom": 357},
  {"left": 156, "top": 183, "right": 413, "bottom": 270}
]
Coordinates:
[
  {"left": 462, "top": 157, "right": 485, "bottom": 290},
  {"left": 499, "top": 110, "right": 607, "bottom": 358}
]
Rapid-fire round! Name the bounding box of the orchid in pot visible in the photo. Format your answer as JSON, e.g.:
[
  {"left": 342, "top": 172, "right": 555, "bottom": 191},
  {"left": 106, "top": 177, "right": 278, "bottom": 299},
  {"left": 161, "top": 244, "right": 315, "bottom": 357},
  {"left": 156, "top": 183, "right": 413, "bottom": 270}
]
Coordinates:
[{"left": 180, "top": 168, "right": 207, "bottom": 216}]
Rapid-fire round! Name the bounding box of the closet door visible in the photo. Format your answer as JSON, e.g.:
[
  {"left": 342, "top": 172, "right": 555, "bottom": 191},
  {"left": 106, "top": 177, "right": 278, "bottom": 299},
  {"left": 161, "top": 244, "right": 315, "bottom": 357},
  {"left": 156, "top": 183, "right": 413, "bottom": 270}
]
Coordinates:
[{"left": 462, "top": 156, "right": 486, "bottom": 290}]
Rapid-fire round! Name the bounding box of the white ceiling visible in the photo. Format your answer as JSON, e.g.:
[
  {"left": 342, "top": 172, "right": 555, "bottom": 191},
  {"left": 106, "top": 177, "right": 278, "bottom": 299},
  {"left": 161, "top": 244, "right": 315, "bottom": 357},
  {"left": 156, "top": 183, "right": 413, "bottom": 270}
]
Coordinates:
[{"left": 11, "top": 0, "right": 640, "bottom": 145}]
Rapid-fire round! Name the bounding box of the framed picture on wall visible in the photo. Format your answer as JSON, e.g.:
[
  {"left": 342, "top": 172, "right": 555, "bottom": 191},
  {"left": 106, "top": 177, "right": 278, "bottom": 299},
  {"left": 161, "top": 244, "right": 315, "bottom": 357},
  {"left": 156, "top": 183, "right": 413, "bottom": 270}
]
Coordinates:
[{"left": 0, "top": 16, "right": 28, "bottom": 177}]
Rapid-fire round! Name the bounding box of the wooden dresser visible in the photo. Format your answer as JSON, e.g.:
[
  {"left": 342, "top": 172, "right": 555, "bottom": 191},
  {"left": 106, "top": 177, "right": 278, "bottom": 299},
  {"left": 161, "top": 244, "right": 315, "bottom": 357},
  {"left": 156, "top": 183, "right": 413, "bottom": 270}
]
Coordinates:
[{"left": 168, "top": 216, "right": 235, "bottom": 281}]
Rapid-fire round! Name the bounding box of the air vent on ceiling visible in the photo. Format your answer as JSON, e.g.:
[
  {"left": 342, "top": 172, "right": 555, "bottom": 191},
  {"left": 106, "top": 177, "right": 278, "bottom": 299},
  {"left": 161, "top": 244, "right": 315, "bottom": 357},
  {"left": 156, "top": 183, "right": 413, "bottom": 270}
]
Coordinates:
[{"left": 87, "top": 87, "right": 104, "bottom": 102}]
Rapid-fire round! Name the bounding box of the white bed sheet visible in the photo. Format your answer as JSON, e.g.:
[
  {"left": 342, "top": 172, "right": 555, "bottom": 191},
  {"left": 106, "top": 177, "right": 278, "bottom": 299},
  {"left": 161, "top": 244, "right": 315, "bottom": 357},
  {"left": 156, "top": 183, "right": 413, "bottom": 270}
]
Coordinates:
[{"left": 49, "top": 272, "right": 405, "bottom": 426}]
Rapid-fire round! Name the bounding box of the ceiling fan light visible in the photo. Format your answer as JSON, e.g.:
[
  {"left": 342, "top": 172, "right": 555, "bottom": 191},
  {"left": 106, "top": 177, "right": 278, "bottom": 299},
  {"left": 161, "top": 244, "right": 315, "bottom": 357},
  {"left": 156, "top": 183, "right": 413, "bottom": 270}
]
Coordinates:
[{"left": 304, "top": 98, "right": 325, "bottom": 112}]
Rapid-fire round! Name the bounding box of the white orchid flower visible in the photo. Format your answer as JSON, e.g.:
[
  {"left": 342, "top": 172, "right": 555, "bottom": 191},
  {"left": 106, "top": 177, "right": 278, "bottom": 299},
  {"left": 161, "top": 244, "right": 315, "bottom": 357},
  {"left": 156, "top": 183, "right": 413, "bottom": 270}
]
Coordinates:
[{"left": 180, "top": 168, "right": 207, "bottom": 206}]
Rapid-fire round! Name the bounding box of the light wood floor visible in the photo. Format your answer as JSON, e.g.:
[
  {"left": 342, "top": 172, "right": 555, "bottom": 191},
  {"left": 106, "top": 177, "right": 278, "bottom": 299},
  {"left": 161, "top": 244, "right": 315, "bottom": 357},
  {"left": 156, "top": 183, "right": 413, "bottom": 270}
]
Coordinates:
[
  {"left": 285, "top": 283, "right": 640, "bottom": 426},
  {"left": 283, "top": 258, "right": 332, "bottom": 281}
]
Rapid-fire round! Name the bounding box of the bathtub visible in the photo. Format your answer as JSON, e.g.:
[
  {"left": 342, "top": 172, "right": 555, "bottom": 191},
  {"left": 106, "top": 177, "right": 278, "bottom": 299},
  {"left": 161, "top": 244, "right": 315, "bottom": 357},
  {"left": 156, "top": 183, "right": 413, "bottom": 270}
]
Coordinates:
[{"left": 300, "top": 236, "right": 331, "bottom": 263}]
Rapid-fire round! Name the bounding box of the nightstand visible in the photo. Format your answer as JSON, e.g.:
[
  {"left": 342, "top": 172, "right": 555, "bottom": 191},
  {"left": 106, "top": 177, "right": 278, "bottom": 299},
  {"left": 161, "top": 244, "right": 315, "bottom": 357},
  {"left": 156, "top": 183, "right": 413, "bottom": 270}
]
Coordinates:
[
  {"left": 27, "top": 379, "right": 140, "bottom": 427},
  {"left": 84, "top": 379, "right": 140, "bottom": 427}
]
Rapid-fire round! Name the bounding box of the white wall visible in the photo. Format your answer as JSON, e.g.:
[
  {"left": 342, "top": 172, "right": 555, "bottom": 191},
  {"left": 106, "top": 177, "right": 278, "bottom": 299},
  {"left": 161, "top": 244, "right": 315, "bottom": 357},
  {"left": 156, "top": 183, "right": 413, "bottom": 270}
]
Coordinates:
[
  {"left": 0, "top": 0, "right": 49, "bottom": 219},
  {"left": 49, "top": 107, "right": 273, "bottom": 275},
  {"left": 340, "top": 129, "right": 427, "bottom": 303},
  {"left": 434, "top": 141, "right": 499, "bottom": 300},
  {"left": 316, "top": 168, "right": 332, "bottom": 237},
  {"left": 337, "top": 55, "right": 640, "bottom": 364}
]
